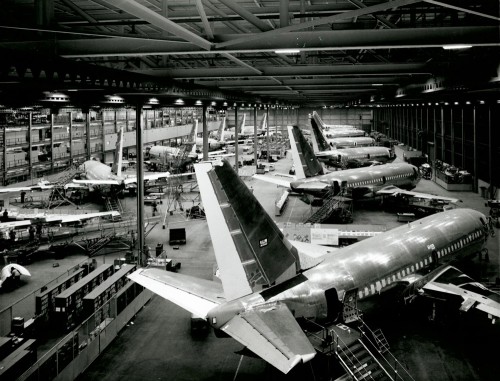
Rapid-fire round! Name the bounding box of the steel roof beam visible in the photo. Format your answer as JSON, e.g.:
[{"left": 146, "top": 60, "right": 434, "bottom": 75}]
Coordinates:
[
  {"left": 131, "top": 63, "right": 430, "bottom": 78},
  {"left": 215, "top": 0, "right": 424, "bottom": 49},
  {"left": 40, "top": 26, "right": 499, "bottom": 57},
  {"left": 213, "top": 0, "right": 273, "bottom": 31},
  {"left": 100, "top": 0, "right": 213, "bottom": 50}
]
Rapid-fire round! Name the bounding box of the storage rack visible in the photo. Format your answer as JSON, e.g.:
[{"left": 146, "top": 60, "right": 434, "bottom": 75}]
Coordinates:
[
  {"left": 35, "top": 267, "right": 87, "bottom": 321},
  {"left": 115, "top": 282, "right": 144, "bottom": 315},
  {"left": 82, "top": 264, "right": 137, "bottom": 325},
  {"left": 54, "top": 264, "right": 114, "bottom": 331},
  {"left": 0, "top": 338, "right": 36, "bottom": 380}
]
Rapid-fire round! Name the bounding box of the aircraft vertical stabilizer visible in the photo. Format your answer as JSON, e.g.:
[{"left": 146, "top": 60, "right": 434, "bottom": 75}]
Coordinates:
[
  {"left": 287, "top": 126, "right": 324, "bottom": 179},
  {"left": 310, "top": 118, "right": 331, "bottom": 152},
  {"left": 260, "top": 113, "right": 267, "bottom": 132},
  {"left": 217, "top": 117, "right": 226, "bottom": 143},
  {"left": 195, "top": 161, "right": 300, "bottom": 299},
  {"left": 191, "top": 120, "right": 199, "bottom": 154},
  {"left": 238, "top": 113, "right": 246, "bottom": 133},
  {"left": 111, "top": 125, "right": 124, "bottom": 177}
]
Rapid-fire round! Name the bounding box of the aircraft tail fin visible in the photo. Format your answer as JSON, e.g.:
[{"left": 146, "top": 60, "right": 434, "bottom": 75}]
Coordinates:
[
  {"left": 217, "top": 117, "right": 226, "bottom": 143},
  {"left": 238, "top": 113, "right": 246, "bottom": 133},
  {"left": 312, "top": 111, "right": 326, "bottom": 129},
  {"left": 259, "top": 113, "right": 267, "bottom": 132},
  {"left": 194, "top": 161, "right": 300, "bottom": 301},
  {"left": 188, "top": 120, "right": 199, "bottom": 155},
  {"left": 111, "top": 125, "right": 124, "bottom": 177},
  {"left": 310, "top": 117, "right": 331, "bottom": 152},
  {"left": 287, "top": 126, "right": 324, "bottom": 179}
]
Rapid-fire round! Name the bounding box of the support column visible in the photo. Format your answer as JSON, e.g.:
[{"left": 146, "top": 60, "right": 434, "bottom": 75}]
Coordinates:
[
  {"left": 266, "top": 106, "right": 270, "bottom": 163},
  {"left": 254, "top": 106, "right": 258, "bottom": 168},
  {"left": 440, "top": 106, "right": 445, "bottom": 162},
  {"left": 488, "top": 105, "right": 492, "bottom": 196},
  {"left": 234, "top": 106, "right": 239, "bottom": 174},
  {"left": 450, "top": 107, "right": 455, "bottom": 165},
  {"left": 69, "top": 111, "right": 73, "bottom": 165},
  {"left": 136, "top": 104, "right": 145, "bottom": 267},
  {"left": 28, "top": 112, "right": 32, "bottom": 181},
  {"left": 50, "top": 112, "right": 54, "bottom": 171},
  {"left": 85, "top": 111, "right": 91, "bottom": 160},
  {"left": 202, "top": 105, "right": 208, "bottom": 161},
  {"left": 473, "top": 106, "right": 477, "bottom": 192}
]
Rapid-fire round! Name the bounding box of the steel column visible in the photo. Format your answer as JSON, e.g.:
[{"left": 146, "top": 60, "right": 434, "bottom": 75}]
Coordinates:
[{"left": 136, "top": 104, "right": 145, "bottom": 267}]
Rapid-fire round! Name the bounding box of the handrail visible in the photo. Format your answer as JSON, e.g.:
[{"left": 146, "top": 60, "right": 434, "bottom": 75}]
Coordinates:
[{"left": 357, "top": 316, "right": 415, "bottom": 381}]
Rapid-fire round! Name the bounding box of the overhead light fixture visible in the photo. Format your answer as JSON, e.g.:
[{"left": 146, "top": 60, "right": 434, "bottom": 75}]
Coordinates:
[
  {"left": 442, "top": 44, "right": 472, "bottom": 50},
  {"left": 274, "top": 49, "right": 300, "bottom": 54},
  {"left": 195, "top": 100, "right": 203, "bottom": 106},
  {"left": 372, "top": 84, "right": 384, "bottom": 86},
  {"left": 175, "top": 98, "right": 184, "bottom": 105}
]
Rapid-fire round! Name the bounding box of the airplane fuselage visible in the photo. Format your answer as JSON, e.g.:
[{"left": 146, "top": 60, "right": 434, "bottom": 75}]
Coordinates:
[
  {"left": 328, "top": 136, "right": 376, "bottom": 148},
  {"left": 208, "top": 208, "right": 489, "bottom": 328},
  {"left": 290, "top": 162, "right": 420, "bottom": 198},
  {"left": 80, "top": 160, "right": 116, "bottom": 182},
  {"left": 195, "top": 137, "right": 225, "bottom": 152},
  {"left": 325, "top": 129, "right": 366, "bottom": 139},
  {"left": 316, "top": 146, "right": 395, "bottom": 168},
  {"left": 147, "top": 145, "right": 198, "bottom": 164}
]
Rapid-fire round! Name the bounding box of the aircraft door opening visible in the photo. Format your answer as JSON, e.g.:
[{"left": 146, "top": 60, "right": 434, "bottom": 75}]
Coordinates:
[{"left": 325, "top": 288, "right": 342, "bottom": 322}]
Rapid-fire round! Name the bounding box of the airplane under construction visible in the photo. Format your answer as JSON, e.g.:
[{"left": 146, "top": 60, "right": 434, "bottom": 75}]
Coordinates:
[
  {"left": 254, "top": 125, "right": 420, "bottom": 199},
  {"left": 129, "top": 159, "right": 499, "bottom": 375},
  {"left": 309, "top": 117, "right": 396, "bottom": 168}
]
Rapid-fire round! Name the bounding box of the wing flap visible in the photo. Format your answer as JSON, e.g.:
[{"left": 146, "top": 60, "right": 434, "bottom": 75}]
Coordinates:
[
  {"left": 128, "top": 268, "right": 224, "bottom": 318},
  {"left": 221, "top": 302, "right": 316, "bottom": 374},
  {"left": 422, "top": 266, "right": 500, "bottom": 320}
]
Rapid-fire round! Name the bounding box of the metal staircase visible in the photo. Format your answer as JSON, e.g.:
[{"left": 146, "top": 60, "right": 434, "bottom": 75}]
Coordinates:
[
  {"left": 305, "top": 189, "right": 353, "bottom": 224},
  {"left": 305, "top": 318, "right": 415, "bottom": 381},
  {"left": 45, "top": 167, "right": 81, "bottom": 209},
  {"left": 104, "top": 195, "right": 123, "bottom": 220}
]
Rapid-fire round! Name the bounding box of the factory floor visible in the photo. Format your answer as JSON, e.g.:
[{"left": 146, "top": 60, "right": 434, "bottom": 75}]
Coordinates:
[{"left": 2, "top": 145, "right": 499, "bottom": 381}]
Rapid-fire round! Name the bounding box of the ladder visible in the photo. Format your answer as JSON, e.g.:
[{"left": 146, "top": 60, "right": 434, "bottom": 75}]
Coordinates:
[{"left": 104, "top": 196, "right": 123, "bottom": 220}]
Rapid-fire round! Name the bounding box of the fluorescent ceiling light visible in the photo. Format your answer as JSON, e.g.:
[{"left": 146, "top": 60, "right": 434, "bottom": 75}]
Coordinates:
[
  {"left": 372, "top": 83, "right": 384, "bottom": 86},
  {"left": 274, "top": 49, "right": 300, "bottom": 54},
  {"left": 442, "top": 44, "right": 472, "bottom": 50}
]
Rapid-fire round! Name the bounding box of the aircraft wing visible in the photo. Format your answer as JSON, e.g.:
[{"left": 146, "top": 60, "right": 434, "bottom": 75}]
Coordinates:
[
  {"left": 253, "top": 174, "right": 292, "bottom": 188},
  {"left": 128, "top": 268, "right": 225, "bottom": 318},
  {"left": 376, "top": 186, "right": 461, "bottom": 203},
  {"left": 221, "top": 302, "right": 316, "bottom": 374},
  {"left": 0, "top": 182, "right": 54, "bottom": 193},
  {"left": 122, "top": 172, "right": 193, "bottom": 185},
  {"left": 421, "top": 266, "right": 500, "bottom": 321},
  {"left": 72, "top": 179, "right": 121, "bottom": 186},
  {"left": 0, "top": 220, "right": 32, "bottom": 230},
  {"left": 45, "top": 211, "right": 120, "bottom": 224}
]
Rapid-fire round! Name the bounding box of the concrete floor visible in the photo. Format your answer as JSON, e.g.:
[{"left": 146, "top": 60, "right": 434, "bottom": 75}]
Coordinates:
[{"left": 2, "top": 145, "right": 499, "bottom": 381}]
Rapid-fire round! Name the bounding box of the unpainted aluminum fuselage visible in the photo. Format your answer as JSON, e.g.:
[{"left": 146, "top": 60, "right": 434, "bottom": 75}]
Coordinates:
[
  {"left": 208, "top": 208, "right": 488, "bottom": 329},
  {"left": 290, "top": 162, "right": 420, "bottom": 197}
]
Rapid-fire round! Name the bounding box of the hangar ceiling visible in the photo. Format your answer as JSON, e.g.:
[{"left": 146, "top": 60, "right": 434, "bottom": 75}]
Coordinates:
[{"left": 0, "top": 0, "right": 499, "bottom": 107}]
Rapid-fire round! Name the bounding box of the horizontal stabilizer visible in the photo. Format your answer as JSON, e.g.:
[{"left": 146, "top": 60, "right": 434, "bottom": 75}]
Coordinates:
[
  {"left": 221, "top": 302, "right": 316, "bottom": 374},
  {"left": 253, "top": 174, "right": 292, "bottom": 188},
  {"left": 128, "top": 268, "right": 224, "bottom": 318},
  {"left": 289, "top": 240, "right": 335, "bottom": 270}
]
